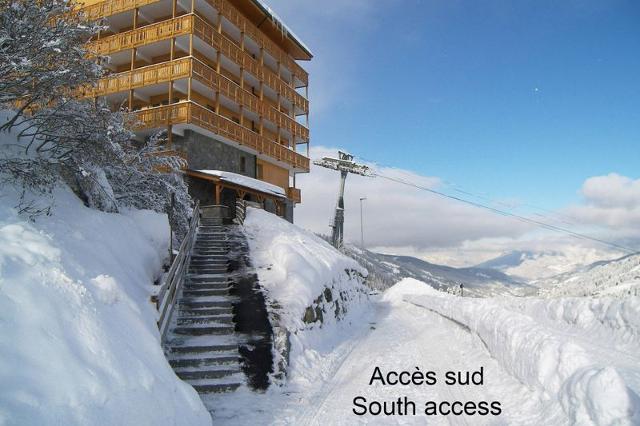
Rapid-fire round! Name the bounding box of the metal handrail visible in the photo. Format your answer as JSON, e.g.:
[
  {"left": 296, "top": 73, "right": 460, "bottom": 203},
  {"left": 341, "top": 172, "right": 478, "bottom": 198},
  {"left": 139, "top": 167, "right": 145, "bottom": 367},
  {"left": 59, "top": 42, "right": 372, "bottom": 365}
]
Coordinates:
[
  {"left": 234, "top": 199, "right": 247, "bottom": 224},
  {"left": 157, "top": 200, "right": 200, "bottom": 342}
]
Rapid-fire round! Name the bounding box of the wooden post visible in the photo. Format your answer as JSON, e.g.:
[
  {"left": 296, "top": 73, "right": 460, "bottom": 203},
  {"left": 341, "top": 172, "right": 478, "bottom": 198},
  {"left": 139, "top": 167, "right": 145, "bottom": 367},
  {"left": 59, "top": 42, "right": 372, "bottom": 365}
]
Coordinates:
[{"left": 215, "top": 184, "right": 222, "bottom": 205}]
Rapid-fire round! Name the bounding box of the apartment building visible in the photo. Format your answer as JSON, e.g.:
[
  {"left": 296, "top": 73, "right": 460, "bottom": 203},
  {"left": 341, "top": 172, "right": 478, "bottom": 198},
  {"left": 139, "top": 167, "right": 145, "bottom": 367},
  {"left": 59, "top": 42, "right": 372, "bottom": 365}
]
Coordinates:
[{"left": 81, "top": 0, "right": 311, "bottom": 221}]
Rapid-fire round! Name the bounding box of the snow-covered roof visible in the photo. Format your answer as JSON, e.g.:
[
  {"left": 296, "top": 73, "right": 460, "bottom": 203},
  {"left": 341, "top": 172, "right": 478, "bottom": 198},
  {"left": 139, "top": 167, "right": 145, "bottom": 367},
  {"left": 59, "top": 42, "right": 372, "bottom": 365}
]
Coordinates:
[
  {"left": 251, "top": 0, "right": 313, "bottom": 58},
  {"left": 195, "top": 170, "right": 286, "bottom": 198}
]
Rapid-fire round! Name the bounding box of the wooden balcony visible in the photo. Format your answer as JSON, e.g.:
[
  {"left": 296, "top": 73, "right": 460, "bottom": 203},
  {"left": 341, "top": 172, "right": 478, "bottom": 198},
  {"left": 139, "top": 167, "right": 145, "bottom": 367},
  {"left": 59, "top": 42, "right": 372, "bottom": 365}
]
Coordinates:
[
  {"left": 287, "top": 187, "right": 301, "bottom": 204},
  {"left": 79, "top": 0, "right": 309, "bottom": 86},
  {"left": 134, "top": 101, "right": 310, "bottom": 171},
  {"left": 79, "top": 0, "right": 160, "bottom": 21},
  {"left": 87, "top": 14, "right": 193, "bottom": 56},
  {"left": 207, "top": 0, "right": 308, "bottom": 86},
  {"left": 87, "top": 14, "right": 309, "bottom": 113},
  {"left": 84, "top": 57, "right": 309, "bottom": 140}
]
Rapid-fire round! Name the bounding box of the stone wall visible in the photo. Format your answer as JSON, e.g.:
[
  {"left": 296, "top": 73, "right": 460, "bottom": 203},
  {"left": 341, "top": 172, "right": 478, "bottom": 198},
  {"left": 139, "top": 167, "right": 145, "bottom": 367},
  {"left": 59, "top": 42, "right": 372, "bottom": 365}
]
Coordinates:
[{"left": 174, "top": 130, "right": 256, "bottom": 177}]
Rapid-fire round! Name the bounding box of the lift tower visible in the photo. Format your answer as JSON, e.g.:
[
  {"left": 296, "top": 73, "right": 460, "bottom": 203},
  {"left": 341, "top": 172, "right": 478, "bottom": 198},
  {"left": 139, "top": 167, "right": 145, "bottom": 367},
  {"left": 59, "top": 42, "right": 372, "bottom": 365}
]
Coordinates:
[{"left": 313, "top": 151, "right": 371, "bottom": 249}]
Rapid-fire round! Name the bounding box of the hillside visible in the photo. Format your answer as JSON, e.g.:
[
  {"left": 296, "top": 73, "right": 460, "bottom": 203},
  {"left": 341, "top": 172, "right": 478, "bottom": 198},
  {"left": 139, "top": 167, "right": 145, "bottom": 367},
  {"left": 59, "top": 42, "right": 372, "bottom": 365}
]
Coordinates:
[
  {"left": 474, "top": 249, "right": 620, "bottom": 282},
  {"left": 343, "top": 245, "right": 534, "bottom": 296},
  {"left": 539, "top": 253, "right": 640, "bottom": 297}
]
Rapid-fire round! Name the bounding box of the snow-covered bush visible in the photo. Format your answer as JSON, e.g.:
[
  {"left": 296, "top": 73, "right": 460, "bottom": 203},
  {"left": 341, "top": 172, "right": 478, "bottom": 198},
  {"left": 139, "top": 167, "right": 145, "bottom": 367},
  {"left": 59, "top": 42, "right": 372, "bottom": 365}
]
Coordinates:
[{"left": 0, "top": 0, "right": 192, "bottom": 236}]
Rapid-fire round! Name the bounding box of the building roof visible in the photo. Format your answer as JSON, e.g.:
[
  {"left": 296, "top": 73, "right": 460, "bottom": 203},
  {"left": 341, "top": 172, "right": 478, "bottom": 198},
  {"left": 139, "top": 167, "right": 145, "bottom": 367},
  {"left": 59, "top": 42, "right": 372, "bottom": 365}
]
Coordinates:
[
  {"left": 236, "top": 0, "right": 313, "bottom": 60},
  {"left": 192, "top": 169, "right": 287, "bottom": 198}
]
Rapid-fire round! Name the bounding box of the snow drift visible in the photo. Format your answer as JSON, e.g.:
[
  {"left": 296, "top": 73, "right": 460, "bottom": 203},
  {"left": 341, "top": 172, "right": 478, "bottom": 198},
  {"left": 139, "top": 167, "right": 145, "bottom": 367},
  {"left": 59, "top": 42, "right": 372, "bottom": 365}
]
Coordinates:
[
  {"left": 399, "top": 279, "right": 640, "bottom": 425},
  {"left": 242, "top": 208, "right": 370, "bottom": 383},
  {"left": 0, "top": 185, "right": 211, "bottom": 425}
]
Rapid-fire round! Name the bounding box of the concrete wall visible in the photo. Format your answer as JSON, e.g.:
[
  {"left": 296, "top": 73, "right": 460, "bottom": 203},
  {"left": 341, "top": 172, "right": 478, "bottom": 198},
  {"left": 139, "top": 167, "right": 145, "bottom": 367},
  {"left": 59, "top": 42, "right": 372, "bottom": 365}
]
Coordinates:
[{"left": 174, "top": 130, "right": 256, "bottom": 177}]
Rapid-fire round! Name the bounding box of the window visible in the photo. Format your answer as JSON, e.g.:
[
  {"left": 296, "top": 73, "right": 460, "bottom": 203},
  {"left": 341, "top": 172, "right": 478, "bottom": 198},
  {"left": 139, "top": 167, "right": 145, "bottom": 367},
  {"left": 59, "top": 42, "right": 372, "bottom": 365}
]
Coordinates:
[{"left": 240, "top": 157, "right": 246, "bottom": 173}]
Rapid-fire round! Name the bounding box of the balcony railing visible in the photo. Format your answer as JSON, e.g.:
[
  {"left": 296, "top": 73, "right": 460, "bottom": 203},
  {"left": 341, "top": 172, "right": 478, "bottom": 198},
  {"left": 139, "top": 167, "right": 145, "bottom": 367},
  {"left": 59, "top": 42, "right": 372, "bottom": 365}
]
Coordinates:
[
  {"left": 87, "top": 14, "right": 309, "bottom": 113},
  {"left": 86, "top": 14, "right": 193, "bottom": 56},
  {"left": 134, "top": 102, "right": 310, "bottom": 171},
  {"left": 287, "top": 187, "right": 301, "bottom": 203},
  {"left": 79, "top": 0, "right": 308, "bottom": 87},
  {"left": 206, "top": 0, "right": 308, "bottom": 87},
  {"left": 79, "top": 0, "right": 160, "bottom": 21},
  {"left": 84, "top": 57, "right": 309, "bottom": 140}
]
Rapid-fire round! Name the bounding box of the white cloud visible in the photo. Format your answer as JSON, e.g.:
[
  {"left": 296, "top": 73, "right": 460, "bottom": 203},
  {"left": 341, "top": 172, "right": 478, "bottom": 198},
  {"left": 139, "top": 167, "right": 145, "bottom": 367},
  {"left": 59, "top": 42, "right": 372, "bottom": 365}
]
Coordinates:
[
  {"left": 295, "top": 146, "right": 531, "bottom": 255},
  {"left": 294, "top": 148, "right": 639, "bottom": 267},
  {"left": 565, "top": 173, "right": 640, "bottom": 240}
]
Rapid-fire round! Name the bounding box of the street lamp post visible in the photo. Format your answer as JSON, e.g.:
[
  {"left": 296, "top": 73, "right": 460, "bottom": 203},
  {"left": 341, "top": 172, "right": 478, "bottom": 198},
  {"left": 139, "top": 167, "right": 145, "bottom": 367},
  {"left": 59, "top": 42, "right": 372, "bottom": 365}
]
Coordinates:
[{"left": 359, "top": 197, "right": 367, "bottom": 249}]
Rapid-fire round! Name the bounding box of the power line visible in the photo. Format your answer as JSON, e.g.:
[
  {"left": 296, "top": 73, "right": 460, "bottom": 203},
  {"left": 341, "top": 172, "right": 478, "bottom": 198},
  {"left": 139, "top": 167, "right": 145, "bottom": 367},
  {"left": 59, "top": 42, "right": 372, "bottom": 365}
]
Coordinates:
[
  {"left": 353, "top": 154, "right": 596, "bottom": 230},
  {"left": 374, "top": 173, "right": 637, "bottom": 254}
]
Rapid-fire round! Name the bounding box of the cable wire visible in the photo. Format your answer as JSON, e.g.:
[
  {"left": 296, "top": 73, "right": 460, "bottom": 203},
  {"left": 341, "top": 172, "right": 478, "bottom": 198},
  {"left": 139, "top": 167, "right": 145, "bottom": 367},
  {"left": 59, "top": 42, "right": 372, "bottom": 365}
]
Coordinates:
[{"left": 374, "top": 173, "right": 637, "bottom": 254}]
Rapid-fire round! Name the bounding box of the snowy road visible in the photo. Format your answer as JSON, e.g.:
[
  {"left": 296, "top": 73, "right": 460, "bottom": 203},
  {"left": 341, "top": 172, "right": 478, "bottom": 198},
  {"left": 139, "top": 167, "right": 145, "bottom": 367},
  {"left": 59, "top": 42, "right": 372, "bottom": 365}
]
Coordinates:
[
  {"left": 208, "top": 279, "right": 639, "bottom": 425},
  {"left": 292, "top": 294, "right": 564, "bottom": 425}
]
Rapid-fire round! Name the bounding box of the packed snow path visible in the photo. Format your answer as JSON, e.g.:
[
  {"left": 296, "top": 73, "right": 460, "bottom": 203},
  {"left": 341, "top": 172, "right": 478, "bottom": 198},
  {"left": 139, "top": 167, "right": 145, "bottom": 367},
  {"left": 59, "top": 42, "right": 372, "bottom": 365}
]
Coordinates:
[{"left": 293, "top": 293, "right": 564, "bottom": 425}]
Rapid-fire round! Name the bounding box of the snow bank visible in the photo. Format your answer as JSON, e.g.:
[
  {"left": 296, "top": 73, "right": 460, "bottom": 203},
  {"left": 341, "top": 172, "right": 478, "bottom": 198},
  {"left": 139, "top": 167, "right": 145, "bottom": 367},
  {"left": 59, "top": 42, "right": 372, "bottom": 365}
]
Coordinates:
[
  {"left": 244, "top": 208, "right": 367, "bottom": 331},
  {"left": 504, "top": 296, "right": 640, "bottom": 348},
  {"left": 403, "top": 287, "right": 640, "bottom": 425},
  {"left": 243, "top": 208, "right": 370, "bottom": 383},
  {"left": 0, "top": 185, "right": 211, "bottom": 425}
]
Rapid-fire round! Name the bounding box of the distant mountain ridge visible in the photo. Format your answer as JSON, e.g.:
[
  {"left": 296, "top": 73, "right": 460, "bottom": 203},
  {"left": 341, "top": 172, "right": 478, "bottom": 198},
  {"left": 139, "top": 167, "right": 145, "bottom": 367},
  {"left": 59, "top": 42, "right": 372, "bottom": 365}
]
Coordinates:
[{"left": 342, "top": 245, "right": 533, "bottom": 297}]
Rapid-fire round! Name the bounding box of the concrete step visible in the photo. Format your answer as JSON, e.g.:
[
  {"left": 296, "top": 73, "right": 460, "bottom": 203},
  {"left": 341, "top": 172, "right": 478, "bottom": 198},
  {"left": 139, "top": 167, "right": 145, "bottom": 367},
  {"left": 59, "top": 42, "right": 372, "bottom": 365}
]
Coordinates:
[
  {"left": 169, "top": 355, "right": 239, "bottom": 369},
  {"left": 177, "top": 369, "right": 240, "bottom": 381},
  {"left": 177, "top": 315, "right": 234, "bottom": 325},
  {"left": 189, "top": 260, "right": 228, "bottom": 266},
  {"left": 180, "top": 299, "right": 233, "bottom": 309},
  {"left": 183, "top": 285, "right": 232, "bottom": 293},
  {"left": 192, "top": 382, "right": 242, "bottom": 394},
  {"left": 186, "top": 275, "right": 229, "bottom": 282},
  {"left": 189, "top": 267, "right": 228, "bottom": 273},
  {"left": 168, "top": 344, "right": 238, "bottom": 354},
  {"left": 173, "top": 325, "right": 235, "bottom": 335},
  {"left": 188, "top": 270, "right": 228, "bottom": 276},
  {"left": 183, "top": 288, "right": 230, "bottom": 297},
  {"left": 179, "top": 307, "right": 233, "bottom": 316}
]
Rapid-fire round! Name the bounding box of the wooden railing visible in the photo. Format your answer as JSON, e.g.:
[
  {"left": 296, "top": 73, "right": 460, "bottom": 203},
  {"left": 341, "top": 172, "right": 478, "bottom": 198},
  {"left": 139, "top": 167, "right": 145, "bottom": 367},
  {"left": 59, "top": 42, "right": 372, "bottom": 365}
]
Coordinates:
[
  {"left": 84, "top": 57, "right": 191, "bottom": 96},
  {"left": 287, "top": 187, "right": 301, "bottom": 204},
  {"left": 86, "top": 14, "right": 193, "bottom": 56},
  {"left": 191, "top": 15, "right": 308, "bottom": 112},
  {"left": 156, "top": 200, "right": 199, "bottom": 342},
  {"left": 134, "top": 102, "right": 310, "bottom": 171},
  {"left": 85, "top": 57, "right": 309, "bottom": 140},
  {"left": 88, "top": 14, "right": 309, "bottom": 112},
  {"left": 79, "top": 0, "right": 160, "bottom": 20},
  {"left": 206, "top": 0, "right": 308, "bottom": 87},
  {"left": 79, "top": 0, "right": 308, "bottom": 86}
]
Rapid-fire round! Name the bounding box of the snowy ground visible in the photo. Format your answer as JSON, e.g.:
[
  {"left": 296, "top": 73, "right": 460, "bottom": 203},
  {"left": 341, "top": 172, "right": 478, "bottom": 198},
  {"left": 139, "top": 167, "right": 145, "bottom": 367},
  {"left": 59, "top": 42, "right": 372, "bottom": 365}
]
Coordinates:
[
  {"left": 199, "top": 276, "right": 640, "bottom": 425},
  {"left": 0, "top": 184, "right": 211, "bottom": 425}
]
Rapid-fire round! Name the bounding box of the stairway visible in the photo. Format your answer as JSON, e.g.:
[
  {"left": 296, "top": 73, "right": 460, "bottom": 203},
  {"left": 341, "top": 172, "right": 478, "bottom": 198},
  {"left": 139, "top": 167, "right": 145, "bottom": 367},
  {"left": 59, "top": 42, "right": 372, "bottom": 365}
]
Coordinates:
[{"left": 164, "top": 216, "right": 244, "bottom": 395}]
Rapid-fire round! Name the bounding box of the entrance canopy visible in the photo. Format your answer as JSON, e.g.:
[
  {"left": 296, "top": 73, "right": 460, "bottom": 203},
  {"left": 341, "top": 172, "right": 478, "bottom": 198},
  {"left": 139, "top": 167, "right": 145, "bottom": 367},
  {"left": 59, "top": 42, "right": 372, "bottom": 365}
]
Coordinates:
[{"left": 186, "top": 170, "right": 286, "bottom": 215}]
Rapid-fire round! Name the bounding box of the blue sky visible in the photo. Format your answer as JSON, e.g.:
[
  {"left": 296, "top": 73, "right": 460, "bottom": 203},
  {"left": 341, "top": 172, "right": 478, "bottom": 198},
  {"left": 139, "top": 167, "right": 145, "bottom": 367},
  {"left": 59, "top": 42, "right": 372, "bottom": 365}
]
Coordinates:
[{"left": 269, "top": 0, "right": 640, "bottom": 209}]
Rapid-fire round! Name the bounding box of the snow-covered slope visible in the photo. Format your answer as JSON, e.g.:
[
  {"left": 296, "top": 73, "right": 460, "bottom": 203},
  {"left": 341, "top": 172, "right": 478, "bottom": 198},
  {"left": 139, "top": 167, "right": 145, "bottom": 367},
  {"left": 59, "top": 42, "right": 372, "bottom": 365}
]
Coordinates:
[
  {"left": 539, "top": 253, "right": 640, "bottom": 297},
  {"left": 475, "top": 249, "right": 619, "bottom": 282},
  {"left": 344, "top": 245, "right": 533, "bottom": 296},
  {"left": 403, "top": 280, "right": 640, "bottom": 425},
  {"left": 0, "top": 185, "right": 211, "bottom": 425},
  {"left": 242, "top": 208, "right": 370, "bottom": 381}
]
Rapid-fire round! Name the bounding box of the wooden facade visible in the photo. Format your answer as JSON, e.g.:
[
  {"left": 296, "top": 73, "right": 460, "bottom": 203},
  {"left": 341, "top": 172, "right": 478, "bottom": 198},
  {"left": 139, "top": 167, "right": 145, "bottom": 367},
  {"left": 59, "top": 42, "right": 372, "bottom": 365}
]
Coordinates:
[{"left": 80, "top": 0, "right": 311, "bottom": 203}]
